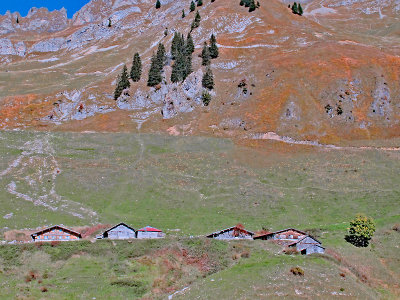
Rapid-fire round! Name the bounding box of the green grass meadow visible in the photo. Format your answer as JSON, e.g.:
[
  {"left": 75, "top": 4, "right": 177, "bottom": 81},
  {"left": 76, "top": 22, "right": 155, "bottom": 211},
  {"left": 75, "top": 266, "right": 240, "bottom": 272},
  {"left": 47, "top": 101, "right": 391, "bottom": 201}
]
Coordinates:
[{"left": 0, "top": 131, "right": 399, "bottom": 298}]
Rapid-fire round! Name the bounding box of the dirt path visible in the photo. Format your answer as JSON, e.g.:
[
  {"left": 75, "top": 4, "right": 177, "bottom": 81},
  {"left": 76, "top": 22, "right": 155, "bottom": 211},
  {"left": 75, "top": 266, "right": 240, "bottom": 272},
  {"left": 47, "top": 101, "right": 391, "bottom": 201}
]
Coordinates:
[
  {"left": 251, "top": 132, "right": 400, "bottom": 152},
  {"left": 0, "top": 134, "right": 98, "bottom": 222}
]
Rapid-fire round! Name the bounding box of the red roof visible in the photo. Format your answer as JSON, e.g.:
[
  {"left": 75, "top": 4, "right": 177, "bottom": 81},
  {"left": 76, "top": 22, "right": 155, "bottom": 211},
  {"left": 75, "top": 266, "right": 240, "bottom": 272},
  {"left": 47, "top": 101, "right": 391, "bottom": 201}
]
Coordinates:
[{"left": 137, "top": 226, "right": 162, "bottom": 232}]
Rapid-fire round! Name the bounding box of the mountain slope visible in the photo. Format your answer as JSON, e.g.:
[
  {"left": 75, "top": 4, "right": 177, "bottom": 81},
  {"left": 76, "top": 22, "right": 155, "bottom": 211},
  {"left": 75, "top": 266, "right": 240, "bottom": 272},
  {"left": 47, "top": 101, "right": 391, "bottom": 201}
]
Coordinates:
[{"left": 0, "top": 0, "right": 399, "bottom": 144}]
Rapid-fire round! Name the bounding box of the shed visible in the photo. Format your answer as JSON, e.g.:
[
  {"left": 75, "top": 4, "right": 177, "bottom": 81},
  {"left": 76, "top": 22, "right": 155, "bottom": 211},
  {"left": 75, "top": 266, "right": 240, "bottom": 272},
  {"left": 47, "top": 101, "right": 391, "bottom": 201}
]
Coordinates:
[
  {"left": 31, "top": 225, "right": 81, "bottom": 242},
  {"left": 206, "top": 225, "right": 254, "bottom": 240},
  {"left": 288, "top": 236, "right": 325, "bottom": 255},
  {"left": 136, "top": 226, "right": 165, "bottom": 239},
  {"left": 101, "top": 223, "right": 136, "bottom": 240}
]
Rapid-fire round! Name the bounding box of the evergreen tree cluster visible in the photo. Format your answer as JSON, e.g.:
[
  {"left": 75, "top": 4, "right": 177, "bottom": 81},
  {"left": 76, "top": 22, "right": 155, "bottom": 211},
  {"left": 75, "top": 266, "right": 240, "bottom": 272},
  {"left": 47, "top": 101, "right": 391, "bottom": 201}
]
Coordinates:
[
  {"left": 201, "top": 34, "right": 219, "bottom": 66},
  {"left": 114, "top": 65, "right": 131, "bottom": 100},
  {"left": 291, "top": 2, "right": 303, "bottom": 15},
  {"left": 148, "top": 43, "right": 167, "bottom": 87},
  {"left": 239, "top": 0, "right": 260, "bottom": 12},
  {"left": 201, "top": 34, "right": 218, "bottom": 92},
  {"left": 170, "top": 32, "right": 194, "bottom": 83}
]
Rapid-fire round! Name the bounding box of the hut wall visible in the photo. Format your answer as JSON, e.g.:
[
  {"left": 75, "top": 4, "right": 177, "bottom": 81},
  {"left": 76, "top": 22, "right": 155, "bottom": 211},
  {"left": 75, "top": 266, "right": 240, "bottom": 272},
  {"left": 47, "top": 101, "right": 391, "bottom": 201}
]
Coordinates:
[
  {"left": 107, "top": 225, "right": 136, "bottom": 239},
  {"left": 136, "top": 231, "right": 164, "bottom": 239},
  {"left": 34, "top": 228, "right": 79, "bottom": 241},
  {"left": 213, "top": 229, "right": 253, "bottom": 240}
]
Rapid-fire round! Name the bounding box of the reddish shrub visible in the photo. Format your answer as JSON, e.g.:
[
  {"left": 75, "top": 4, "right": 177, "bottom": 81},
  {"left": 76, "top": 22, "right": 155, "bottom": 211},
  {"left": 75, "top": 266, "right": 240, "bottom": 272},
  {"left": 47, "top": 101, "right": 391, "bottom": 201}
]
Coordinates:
[
  {"left": 392, "top": 224, "right": 400, "bottom": 232},
  {"left": 283, "top": 247, "right": 298, "bottom": 255},
  {"left": 240, "top": 251, "right": 250, "bottom": 258},
  {"left": 40, "top": 286, "right": 48, "bottom": 293},
  {"left": 290, "top": 267, "right": 304, "bottom": 276},
  {"left": 50, "top": 241, "right": 60, "bottom": 247},
  {"left": 339, "top": 272, "right": 346, "bottom": 278}
]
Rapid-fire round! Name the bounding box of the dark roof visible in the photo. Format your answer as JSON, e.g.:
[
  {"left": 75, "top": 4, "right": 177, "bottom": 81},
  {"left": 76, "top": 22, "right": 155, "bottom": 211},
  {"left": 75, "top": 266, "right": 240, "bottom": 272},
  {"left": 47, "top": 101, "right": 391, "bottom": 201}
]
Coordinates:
[
  {"left": 102, "top": 222, "right": 135, "bottom": 235},
  {"left": 31, "top": 225, "right": 82, "bottom": 239},
  {"left": 287, "top": 235, "right": 323, "bottom": 246},
  {"left": 254, "top": 228, "right": 308, "bottom": 240},
  {"left": 206, "top": 225, "right": 254, "bottom": 238},
  {"left": 137, "top": 226, "right": 162, "bottom": 232}
]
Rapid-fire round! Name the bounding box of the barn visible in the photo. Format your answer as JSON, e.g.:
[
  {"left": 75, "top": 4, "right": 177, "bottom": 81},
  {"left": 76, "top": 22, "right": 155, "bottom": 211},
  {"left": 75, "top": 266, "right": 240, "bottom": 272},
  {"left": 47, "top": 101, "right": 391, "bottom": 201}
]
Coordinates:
[
  {"left": 206, "top": 225, "right": 254, "bottom": 240},
  {"left": 136, "top": 226, "right": 165, "bottom": 239},
  {"left": 31, "top": 225, "right": 81, "bottom": 242},
  {"left": 101, "top": 223, "right": 136, "bottom": 240},
  {"left": 288, "top": 236, "right": 325, "bottom": 255},
  {"left": 254, "top": 228, "right": 308, "bottom": 244}
]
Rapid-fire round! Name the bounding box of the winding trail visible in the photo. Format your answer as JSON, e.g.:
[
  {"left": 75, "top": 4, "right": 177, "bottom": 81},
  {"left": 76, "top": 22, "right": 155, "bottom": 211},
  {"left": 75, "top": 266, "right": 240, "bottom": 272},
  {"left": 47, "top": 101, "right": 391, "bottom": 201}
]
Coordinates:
[
  {"left": 0, "top": 134, "right": 98, "bottom": 222},
  {"left": 251, "top": 132, "right": 400, "bottom": 152}
]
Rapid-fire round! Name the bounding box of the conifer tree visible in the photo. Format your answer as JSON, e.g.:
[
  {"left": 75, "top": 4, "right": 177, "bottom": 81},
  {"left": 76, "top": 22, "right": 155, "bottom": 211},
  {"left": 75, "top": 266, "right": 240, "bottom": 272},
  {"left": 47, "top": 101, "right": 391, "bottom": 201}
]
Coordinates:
[
  {"left": 147, "top": 54, "right": 162, "bottom": 87},
  {"left": 298, "top": 3, "right": 303, "bottom": 15},
  {"left": 16, "top": 16, "right": 19, "bottom": 24},
  {"left": 191, "top": 11, "right": 201, "bottom": 30},
  {"left": 211, "top": 0, "right": 215, "bottom": 2},
  {"left": 130, "top": 53, "right": 142, "bottom": 82},
  {"left": 156, "top": 43, "right": 166, "bottom": 67},
  {"left": 249, "top": 0, "right": 256, "bottom": 12},
  {"left": 240, "top": 0, "right": 245, "bottom": 6},
  {"left": 201, "top": 42, "right": 211, "bottom": 66},
  {"left": 171, "top": 51, "right": 186, "bottom": 83},
  {"left": 184, "top": 53, "right": 193, "bottom": 79},
  {"left": 190, "top": 1, "right": 196, "bottom": 12},
  {"left": 108, "top": 18, "right": 112, "bottom": 27},
  {"left": 186, "top": 33, "right": 195, "bottom": 54},
  {"left": 114, "top": 65, "right": 130, "bottom": 100},
  {"left": 209, "top": 34, "right": 219, "bottom": 59},
  {"left": 292, "top": 2, "right": 298, "bottom": 14},
  {"left": 202, "top": 67, "right": 214, "bottom": 90},
  {"left": 156, "top": 0, "right": 161, "bottom": 9},
  {"left": 182, "top": 9, "right": 185, "bottom": 18},
  {"left": 171, "top": 32, "right": 180, "bottom": 59},
  {"left": 202, "top": 90, "right": 211, "bottom": 106},
  {"left": 197, "top": 0, "right": 203, "bottom": 6}
]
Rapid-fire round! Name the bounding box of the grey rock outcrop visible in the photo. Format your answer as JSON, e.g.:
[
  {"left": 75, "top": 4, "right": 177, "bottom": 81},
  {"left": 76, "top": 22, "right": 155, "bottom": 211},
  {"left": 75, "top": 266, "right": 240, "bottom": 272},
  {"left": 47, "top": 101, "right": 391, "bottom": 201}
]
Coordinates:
[{"left": 30, "top": 38, "right": 65, "bottom": 53}]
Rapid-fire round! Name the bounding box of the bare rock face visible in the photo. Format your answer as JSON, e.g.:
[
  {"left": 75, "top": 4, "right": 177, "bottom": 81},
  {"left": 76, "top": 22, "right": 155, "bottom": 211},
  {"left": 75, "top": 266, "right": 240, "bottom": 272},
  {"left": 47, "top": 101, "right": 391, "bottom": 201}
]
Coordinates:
[
  {"left": 0, "top": 38, "right": 16, "bottom": 55},
  {"left": 72, "top": 0, "right": 113, "bottom": 26},
  {"left": 30, "top": 38, "right": 65, "bottom": 53},
  {"left": 161, "top": 69, "right": 204, "bottom": 119},
  {"left": 117, "top": 70, "right": 204, "bottom": 119},
  {"left": 370, "top": 76, "right": 392, "bottom": 120},
  {"left": 14, "top": 41, "right": 26, "bottom": 56},
  {"left": 21, "top": 7, "right": 68, "bottom": 33},
  {"left": 0, "top": 12, "right": 16, "bottom": 35}
]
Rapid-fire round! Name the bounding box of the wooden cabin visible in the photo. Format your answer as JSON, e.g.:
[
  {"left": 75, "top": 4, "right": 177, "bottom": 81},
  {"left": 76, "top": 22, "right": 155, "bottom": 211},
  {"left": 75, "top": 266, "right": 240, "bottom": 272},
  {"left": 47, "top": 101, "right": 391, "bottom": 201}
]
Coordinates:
[
  {"left": 31, "top": 225, "right": 81, "bottom": 242},
  {"left": 254, "top": 228, "right": 308, "bottom": 244},
  {"left": 136, "top": 226, "right": 165, "bottom": 239},
  {"left": 101, "top": 223, "right": 136, "bottom": 240},
  {"left": 206, "top": 225, "right": 254, "bottom": 240},
  {"left": 288, "top": 236, "right": 325, "bottom": 255}
]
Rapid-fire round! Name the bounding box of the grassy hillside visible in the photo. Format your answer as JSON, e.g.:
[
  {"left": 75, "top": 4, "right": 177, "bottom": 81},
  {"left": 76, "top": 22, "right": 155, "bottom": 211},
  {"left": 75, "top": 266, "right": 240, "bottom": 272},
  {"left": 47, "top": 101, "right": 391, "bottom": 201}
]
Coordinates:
[{"left": 0, "top": 131, "right": 399, "bottom": 298}]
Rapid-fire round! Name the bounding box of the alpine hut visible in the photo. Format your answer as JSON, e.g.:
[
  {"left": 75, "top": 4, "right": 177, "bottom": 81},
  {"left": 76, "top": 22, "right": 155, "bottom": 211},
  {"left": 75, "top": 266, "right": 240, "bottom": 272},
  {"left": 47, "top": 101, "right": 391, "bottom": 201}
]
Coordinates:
[
  {"left": 136, "top": 226, "right": 165, "bottom": 239},
  {"left": 101, "top": 223, "right": 136, "bottom": 240},
  {"left": 287, "top": 236, "right": 325, "bottom": 255},
  {"left": 206, "top": 224, "right": 254, "bottom": 240},
  {"left": 31, "top": 225, "right": 81, "bottom": 242}
]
